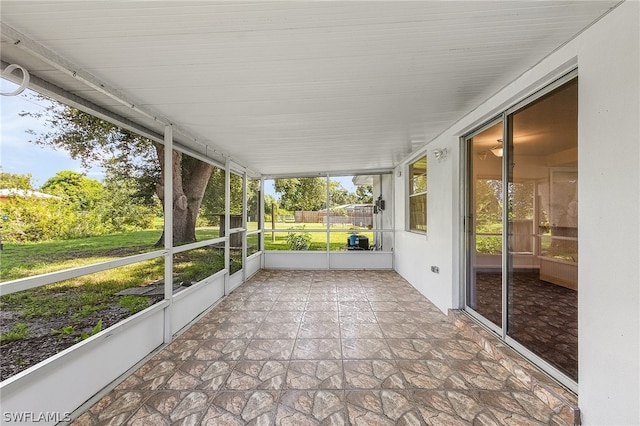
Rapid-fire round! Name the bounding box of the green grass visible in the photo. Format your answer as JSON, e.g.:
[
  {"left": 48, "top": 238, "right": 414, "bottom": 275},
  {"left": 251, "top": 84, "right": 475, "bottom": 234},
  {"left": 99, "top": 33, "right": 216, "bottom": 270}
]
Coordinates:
[
  {"left": 0, "top": 233, "right": 232, "bottom": 330},
  {"left": 119, "top": 295, "right": 151, "bottom": 315},
  {"left": 174, "top": 246, "right": 230, "bottom": 281},
  {"left": 1, "top": 257, "right": 165, "bottom": 318},
  {"left": 0, "top": 322, "right": 30, "bottom": 343},
  {"left": 0, "top": 229, "right": 164, "bottom": 282},
  {"left": 51, "top": 325, "right": 75, "bottom": 338},
  {"left": 263, "top": 224, "right": 373, "bottom": 251},
  {"left": 79, "top": 319, "right": 103, "bottom": 341},
  {"left": 0, "top": 227, "right": 226, "bottom": 282},
  {"left": 0, "top": 223, "right": 360, "bottom": 346},
  {"left": 0, "top": 222, "right": 367, "bottom": 286}
]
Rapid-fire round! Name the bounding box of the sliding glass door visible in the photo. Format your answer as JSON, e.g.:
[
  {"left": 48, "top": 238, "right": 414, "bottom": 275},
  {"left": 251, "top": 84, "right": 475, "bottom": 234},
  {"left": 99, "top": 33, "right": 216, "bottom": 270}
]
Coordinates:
[
  {"left": 465, "top": 75, "right": 578, "bottom": 387},
  {"left": 466, "top": 120, "right": 504, "bottom": 330}
]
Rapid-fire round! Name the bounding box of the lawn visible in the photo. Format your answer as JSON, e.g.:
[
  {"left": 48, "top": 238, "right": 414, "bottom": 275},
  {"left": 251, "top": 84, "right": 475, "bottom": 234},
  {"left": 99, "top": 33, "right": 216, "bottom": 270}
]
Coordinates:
[
  {"left": 1, "top": 229, "right": 161, "bottom": 282},
  {"left": 263, "top": 223, "right": 374, "bottom": 251},
  {"left": 0, "top": 226, "right": 226, "bottom": 379},
  {"left": 0, "top": 222, "right": 368, "bottom": 282},
  {"left": 0, "top": 222, "right": 371, "bottom": 379},
  {"left": 0, "top": 227, "right": 223, "bottom": 283}
]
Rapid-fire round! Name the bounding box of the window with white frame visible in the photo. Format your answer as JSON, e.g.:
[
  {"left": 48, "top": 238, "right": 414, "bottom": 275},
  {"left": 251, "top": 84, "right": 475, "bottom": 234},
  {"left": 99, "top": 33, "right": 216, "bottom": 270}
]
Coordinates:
[{"left": 408, "top": 155, "right": 427, "bottom": 232}]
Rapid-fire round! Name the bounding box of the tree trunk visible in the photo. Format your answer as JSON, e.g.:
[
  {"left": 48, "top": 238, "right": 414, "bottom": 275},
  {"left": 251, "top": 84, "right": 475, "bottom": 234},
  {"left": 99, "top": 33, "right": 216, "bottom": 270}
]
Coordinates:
[{"left": 154, "top": 143, "right": 214, "bottom": 247}]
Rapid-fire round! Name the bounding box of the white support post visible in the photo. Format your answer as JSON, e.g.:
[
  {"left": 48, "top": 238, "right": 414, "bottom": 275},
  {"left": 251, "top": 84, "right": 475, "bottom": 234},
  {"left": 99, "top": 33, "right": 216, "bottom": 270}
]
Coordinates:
[
  {"left": 224, "top": 158, "right": 231, "bottom": 295},
  {"left": 326, "top": 174, "right": 331, "bottom": 266},
  {"left": 260, "top": 178, "right": 265, "bottom": 269},
  {"left": 163, "top": 125, "right": 173, "bottom": 343},
  {"left": 242, "top": 170, "right": 248, "bottom": 283}
]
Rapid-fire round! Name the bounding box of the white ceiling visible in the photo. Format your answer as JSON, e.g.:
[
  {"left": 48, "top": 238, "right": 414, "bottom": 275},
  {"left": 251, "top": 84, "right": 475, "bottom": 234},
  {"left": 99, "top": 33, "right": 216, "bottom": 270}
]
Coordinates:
[{"left": 0, "top": 1, "right": 619, "bottom": 176}]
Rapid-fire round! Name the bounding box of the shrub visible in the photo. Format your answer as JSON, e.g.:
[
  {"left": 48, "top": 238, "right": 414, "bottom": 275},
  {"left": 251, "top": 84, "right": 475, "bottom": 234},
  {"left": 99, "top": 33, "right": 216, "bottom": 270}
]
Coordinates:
[
  {"left": 476, "top": 235, "right": 502, "bottom": 255},
  {"left": 0, "top": 182, "right": 156, "bottom": 243},
  {"left": 286, "top": 227, "right": 311, "bottom": 250},
  {"left": 1, "top": 197, "right": 82, "bottom": 243},
  {"left": 94, "top": 178, "right": 157, "bottom": 233}
]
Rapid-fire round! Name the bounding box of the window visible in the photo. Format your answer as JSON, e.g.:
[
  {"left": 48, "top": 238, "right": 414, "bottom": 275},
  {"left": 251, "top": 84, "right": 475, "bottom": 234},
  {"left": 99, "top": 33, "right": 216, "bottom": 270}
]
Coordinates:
[
  {"left": 263, "top": 174, "right": 389, "bottom": 251},
  {"left": 408, "top": 155, "right": 427, "bottom": 232}
]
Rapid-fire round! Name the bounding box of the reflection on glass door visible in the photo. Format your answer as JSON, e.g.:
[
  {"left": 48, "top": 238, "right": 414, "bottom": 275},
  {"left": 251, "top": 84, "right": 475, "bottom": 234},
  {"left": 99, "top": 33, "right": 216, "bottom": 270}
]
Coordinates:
[
  {"left": 506, "top": 79, "right": 578, "bottom": 381},
  {"left": 465, "top": 76, "right": 579, "bottom": 385},
  {"left": 466, "top": 121, "right": 504, "bottom": 328}
]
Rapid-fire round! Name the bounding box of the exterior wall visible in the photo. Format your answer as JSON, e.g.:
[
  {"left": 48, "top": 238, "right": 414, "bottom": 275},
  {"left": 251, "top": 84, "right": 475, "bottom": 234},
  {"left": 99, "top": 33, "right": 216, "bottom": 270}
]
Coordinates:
[
  {"left": 576, "top": 2, "right": 639, "bottom": 424},
  {"left": 263, "top": 251, "right": 393, "bottom": 270},
  {"left": 393, "top": 2, "right": 639, "bottom": 424},
  {"left": 394, "top": 151, "right": 456, "bottom": 312}
]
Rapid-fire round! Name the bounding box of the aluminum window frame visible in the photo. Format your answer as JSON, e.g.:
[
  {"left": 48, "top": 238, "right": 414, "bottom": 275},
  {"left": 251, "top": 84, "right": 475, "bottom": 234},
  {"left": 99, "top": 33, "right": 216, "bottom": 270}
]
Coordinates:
[{"left": 407, "top": 154, "right": 428, "bottom": 234}]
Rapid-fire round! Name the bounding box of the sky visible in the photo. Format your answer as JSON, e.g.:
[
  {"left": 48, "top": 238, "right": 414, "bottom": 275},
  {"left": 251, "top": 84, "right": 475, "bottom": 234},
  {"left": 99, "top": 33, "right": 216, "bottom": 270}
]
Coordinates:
[
  {"left": 1, "top": 82, "right": 103, "bottom": 188},
  {"left": 1, "top": 80, "right": 357, "bottom": 195}
]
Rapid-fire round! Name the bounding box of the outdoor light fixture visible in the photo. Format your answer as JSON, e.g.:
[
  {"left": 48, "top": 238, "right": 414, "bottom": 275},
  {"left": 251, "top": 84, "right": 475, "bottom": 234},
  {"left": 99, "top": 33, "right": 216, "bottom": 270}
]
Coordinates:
[
  {"left": 432, "top": 148, "right": 447, "bottom": 161},
  {"left": 491, "top": 139, "right": 503, "bottom": 157}
]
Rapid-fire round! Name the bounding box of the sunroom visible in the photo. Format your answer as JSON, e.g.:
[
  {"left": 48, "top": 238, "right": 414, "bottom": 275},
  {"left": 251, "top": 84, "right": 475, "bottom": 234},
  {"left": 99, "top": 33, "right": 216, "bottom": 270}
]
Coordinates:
[{"left": 1, "top": 1, "right": 638, "bottom": 425}]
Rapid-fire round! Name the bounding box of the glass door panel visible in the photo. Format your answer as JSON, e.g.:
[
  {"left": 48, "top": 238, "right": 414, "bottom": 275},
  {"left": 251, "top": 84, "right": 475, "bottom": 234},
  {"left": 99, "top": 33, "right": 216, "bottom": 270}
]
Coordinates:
[
  {"left": 506, "top": 79, "right": 578, "bottom": 381},
  {"left": 465, "top": 77, "right": 578, "bottom": 387},
  {"left": 466, "top": 121, "right": 504, "bottom": 328}
]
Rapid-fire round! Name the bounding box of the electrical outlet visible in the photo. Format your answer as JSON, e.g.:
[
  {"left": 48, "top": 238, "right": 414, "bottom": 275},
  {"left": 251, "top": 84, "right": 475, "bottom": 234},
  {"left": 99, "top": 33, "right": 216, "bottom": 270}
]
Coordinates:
[{"left": 431, "top": 266, "right": 439, "bottom": 273}]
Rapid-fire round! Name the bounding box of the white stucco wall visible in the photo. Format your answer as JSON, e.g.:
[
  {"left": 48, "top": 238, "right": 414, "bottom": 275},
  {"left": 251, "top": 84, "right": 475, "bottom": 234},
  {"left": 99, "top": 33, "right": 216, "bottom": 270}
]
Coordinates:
[
  {"left": 394, "top": 149, "right": 457, "bottom": 312},
  {"left": 576, "top": 2, "right": 639, "bottom": 424},
  {"left": 393, "top": 1, "right": 639, "bottom": 423}
]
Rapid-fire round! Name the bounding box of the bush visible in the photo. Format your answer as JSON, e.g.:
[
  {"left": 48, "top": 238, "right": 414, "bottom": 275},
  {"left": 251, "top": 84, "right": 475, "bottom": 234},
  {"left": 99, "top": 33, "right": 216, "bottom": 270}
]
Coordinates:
[
  {"left": 94, "top": 177, "right": 157, "bottom": 233},
  {"left": 286, "top": 228, "right": 311, "bottom": 250},
  {"left": 476, "top": 235, "right": 502, "bottom": 255},
  {"left": 1, "top": 197, "right": 92, "bottom": 243},
  {"left": 0, "top": 184, "right": 157, "bottom": 243}
]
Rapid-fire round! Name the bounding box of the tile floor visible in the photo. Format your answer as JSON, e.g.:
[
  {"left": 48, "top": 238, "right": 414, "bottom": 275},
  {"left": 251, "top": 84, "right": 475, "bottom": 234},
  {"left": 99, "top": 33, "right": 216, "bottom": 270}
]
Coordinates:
[{"left": 72, "top": 270, "right": 573, "bottom": 425}]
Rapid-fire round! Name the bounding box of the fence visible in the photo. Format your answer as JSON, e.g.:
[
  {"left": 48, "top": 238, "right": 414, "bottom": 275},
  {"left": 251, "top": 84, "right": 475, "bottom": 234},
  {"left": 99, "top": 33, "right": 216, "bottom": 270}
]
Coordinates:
[{"left": 294, "top": 205, "right": 373, "bottom": 228}]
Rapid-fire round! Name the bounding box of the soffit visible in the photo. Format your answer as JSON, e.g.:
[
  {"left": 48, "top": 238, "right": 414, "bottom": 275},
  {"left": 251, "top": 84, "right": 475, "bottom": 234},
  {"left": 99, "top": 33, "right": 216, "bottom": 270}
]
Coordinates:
[{"left": 0, "top": 1, "right": 618, "bottom": 176}]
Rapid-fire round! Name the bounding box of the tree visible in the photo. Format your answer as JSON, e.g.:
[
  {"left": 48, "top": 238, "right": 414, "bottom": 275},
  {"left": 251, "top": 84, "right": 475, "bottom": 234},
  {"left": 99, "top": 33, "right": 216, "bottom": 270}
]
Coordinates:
[
  {"left": 199, "top": 168, "right": 247, "bottom": 225},
  {"left": 509, "top": 181, "right": 535, "bottom": 221},
  {"left": 94, "top": 172, "right": 159, "bottom": 232},
  {"left": 355, "top": 185, "right": 373, "bottom": 204},
  {"left": 275, "top": 178, "right": 326, "bottom": 211},
  {"left": 246, "top": 179, "right": 260, "bottom": 224},
  {"left": 41, "top": 170, "right": 103, "bottom": 211},
  {"left": 475, "top": 179, "right": 502, "bottom": 229},
  {"left": 0, "top": 170, "right": 33, "bottom": 190},
  {"left": 275, "top": 177, "right": 372, "bottom": 211},
  {"left": 329, "top": 181, "right": 355, "bottom": 206},
  {"left": 264, "top": 194, "right": 277, "bottom": 218},
  {"left": 22, "top": 99, "right": 212, "bottom": 246},
  {"left": 156, "top": 146, "right": 213, "bottom": 244}
]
